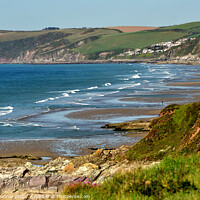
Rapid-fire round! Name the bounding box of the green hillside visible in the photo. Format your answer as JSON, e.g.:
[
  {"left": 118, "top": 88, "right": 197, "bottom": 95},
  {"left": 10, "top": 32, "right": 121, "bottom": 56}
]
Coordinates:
[
  {"left": 0, "top": 28, "right": 119, "bottom": 43},
  {"left": 0, "top": 21, "right": 200, "bottom": 62},
  {"left": 0, "top": 28, "right": 120, "bottom": 59},
  {"left": 160, "top": 21, "right": 200, "bottom": 31},
  {"left": 126, "top": 102, "right": 200, "bottom": 161},
  {"left": 75, "top": 31, "right": 188, "bottom": 55}
]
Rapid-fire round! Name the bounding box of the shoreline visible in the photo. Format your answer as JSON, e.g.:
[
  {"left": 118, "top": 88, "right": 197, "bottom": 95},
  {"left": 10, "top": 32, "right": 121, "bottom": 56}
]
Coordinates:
[
  {"left": 1, "top": 62, "right": 200, "bottom": 162},
  {"left": 1, "top": 59, "right": 200, "bottom": 66}
]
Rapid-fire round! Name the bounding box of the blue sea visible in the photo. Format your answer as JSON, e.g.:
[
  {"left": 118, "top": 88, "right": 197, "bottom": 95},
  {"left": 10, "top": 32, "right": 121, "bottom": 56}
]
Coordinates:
[{"left": 0, "top": 63, "right": 200, "bottom": 156}]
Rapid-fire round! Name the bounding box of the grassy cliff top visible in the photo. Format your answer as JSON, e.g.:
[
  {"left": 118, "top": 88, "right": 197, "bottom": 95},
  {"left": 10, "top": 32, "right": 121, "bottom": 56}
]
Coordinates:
[{"left": 126, "top": 102, "right": 200, "bottom": 161}]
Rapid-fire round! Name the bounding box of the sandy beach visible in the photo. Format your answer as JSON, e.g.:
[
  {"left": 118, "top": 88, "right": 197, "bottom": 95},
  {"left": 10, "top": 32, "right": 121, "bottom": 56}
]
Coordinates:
[{"left": 67, "top": 108, "right": 160, "bottom": 120}]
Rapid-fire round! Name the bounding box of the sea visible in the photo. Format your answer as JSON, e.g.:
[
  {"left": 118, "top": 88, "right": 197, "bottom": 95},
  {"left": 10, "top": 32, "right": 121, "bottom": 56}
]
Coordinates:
[{"left": 0, "top": 63, "right": 200, "bottom": 156}]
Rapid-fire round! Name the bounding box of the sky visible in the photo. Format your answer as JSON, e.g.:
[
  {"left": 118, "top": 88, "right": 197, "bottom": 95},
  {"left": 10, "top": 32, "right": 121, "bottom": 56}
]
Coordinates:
[{"left": 0, "top": 0, "right": 200, "bottom": 31}]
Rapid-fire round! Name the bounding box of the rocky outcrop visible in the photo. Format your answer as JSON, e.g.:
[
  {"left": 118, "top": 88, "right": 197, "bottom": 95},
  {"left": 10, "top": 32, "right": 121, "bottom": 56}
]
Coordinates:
[
  {"left": 0, "top": 146, "right": 157, "bottom": 198},
  {"left": 102, "top": 120, "right": 151, "bottom": 132}
]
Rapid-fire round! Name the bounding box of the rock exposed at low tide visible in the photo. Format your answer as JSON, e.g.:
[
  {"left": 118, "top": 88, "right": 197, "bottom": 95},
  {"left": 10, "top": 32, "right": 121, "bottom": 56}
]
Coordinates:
[{"left": 0, "top": 146, "right": 156, "bottom": 198}]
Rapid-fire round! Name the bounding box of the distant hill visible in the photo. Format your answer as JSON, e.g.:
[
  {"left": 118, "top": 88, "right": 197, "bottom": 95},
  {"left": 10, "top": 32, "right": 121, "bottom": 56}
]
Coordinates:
[{"left": 0, "top": 22, "right": 200, "bottom": 63}]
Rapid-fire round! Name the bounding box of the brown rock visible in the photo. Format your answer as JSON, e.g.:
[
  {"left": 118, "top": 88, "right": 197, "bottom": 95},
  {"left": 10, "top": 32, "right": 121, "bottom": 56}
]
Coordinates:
[
  {"left": 103, "top": 150, "right": 111, "bottom": 155},
  {"left": 95, "top": 149, "right": 103, "bottom": 156},
  {"left": 18, "top": 177, "right": 31, "bottom": 189},
  {"left": 48, "top": 175, "right": 62, "bottom": 187},
  {"left": 14, "top": 167, "right": 29, "bottom": 178},
  {"left": 63, "top": 163, "right": 75, "bottom": 174},
  {"left": 83, "top": 163, "right": 99, "bottom": 170},
  {"left": 29, "top": 176, "right": 47, "bottom": 188}
]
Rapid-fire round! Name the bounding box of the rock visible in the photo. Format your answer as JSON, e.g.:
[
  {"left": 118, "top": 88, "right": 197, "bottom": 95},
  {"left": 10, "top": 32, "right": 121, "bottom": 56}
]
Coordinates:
[
  {"left": 83, "top": 163, "right": 99, "bottom": 170},
  {"left": 103, "top": 150, "right": 111, "bottom": 155},
  {"left": 48, "top": 186, "right": 58, "bottom": 192},
  {"left": 63, "top": 163, "right": 75, "bottom": 174},
  {"left": 29, "top": 176, "right": 47, "bottom": 188},
  {"left": 102, "top": 121, "right": 150, "bottom": 132},
  {"left": 18, "top": 177, "right": 31, "bottom": 189},
  {"left": 48, "top": 167, "right": 57, "bottom": 172},
  {"left": 0, "top": 174, "right": 13, "bottom": 180},
  {"left": 25, "top": 162, "right": 32, "bottom": 169},
  {"left": 95, "top": 149, "right": 103, "bottom": 156},
  {"left": 64, "top": 159, "right": 71, "bottom": 165},
  {"left": 2, "top": 178, "right": 20, "bottom": 192},
  {"left": 72, "top": 163, "right": 99, "bottom": 178},
  {"left": 48, "top": 175, "right": 62, "bottom": 187},
  {"left": 58, "top": 176, "right": 76, "bottom": 188},
  {"left": 14, "top": 167, "right": 29, "bottom": 178}
]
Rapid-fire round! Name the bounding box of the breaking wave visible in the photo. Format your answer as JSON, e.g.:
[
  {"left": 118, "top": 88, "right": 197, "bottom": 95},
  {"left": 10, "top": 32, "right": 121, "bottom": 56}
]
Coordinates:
[{"left": 0, "top": 106, "right": 14, "bottom": 116}]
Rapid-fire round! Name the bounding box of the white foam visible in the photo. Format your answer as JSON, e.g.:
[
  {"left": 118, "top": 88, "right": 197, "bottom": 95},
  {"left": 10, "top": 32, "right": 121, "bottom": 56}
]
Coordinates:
[
  {"left": 163, "top": 71, "right": 170, "bottom": 74},
  {"left": 118, "top": 83, "right": 141, "bottom": 90},
  {"left": 32, "top": 123, "right": 42, "bottom": 127},
  {"left": 74, "top": 102, "right": 90, "bottom": 106},
  {"left": 48, "top": 98, "right": 55, "bottom": 101},
  {"left": 35, "top": 99, "right": 48, "bottom": 104},
  {"left": 69, "top": 89, "right": 80, "bottom": 94},
  {"left": 107, "top": 91, "right": 120, "bottom": 95},
  {"left": 77, "top": 97, "right": 92, "bottom": 102},
  {"left": 0, "top": 106, "right": 13, "bottom": 116},
  {"left": 131, "top": 74, "right": 141, "bottom": 79},
  {"left": 149, "top": 68, "right": 156, "bottom": 72},
  {"left": 0, "top": 106, "right": 13, "bottom": 110},
  {"left": 103, "top": 83, "right": 111, "bottom": 87},
  {"left": 62, "top": 93, "right": 69, "bottom": 97},
  {"left": 121, "top": 78, "right": 129, "bottom": 81},
  {"left": 87, "top": 86, "right": 98, "bottom": 90},
  {"left": 2, "top": 123, "right": 12, "bottom": 127},
  {"left": 71, "top": 125, "right": 80, "bottom": 130}
]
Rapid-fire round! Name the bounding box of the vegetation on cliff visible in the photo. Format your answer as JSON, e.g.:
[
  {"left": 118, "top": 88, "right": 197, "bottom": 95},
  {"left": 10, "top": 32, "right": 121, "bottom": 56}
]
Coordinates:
[
  {"left": 63, "top": 101, "right": 200, "bottom": 199},
  {"left": 63, "top": 154, "right": 200, "bottom": 199},
  {"left": 126, "top": 102, "right": 200, "bottom": 161}
]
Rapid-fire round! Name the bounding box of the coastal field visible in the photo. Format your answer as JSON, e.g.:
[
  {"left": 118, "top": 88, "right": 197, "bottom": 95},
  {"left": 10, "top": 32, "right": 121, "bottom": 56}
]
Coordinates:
[
  {"left": 76, "top": 31, "right": 187, "bottom": 54},
  {"left": 107, "top": 26, "right": 157, "bottom": 33}
]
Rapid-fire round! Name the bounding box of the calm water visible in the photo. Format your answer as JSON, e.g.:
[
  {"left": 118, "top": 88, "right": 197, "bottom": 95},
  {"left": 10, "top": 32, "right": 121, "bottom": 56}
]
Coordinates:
[{"left": 0, "top": 63, "right": 199, "bottom": 155}]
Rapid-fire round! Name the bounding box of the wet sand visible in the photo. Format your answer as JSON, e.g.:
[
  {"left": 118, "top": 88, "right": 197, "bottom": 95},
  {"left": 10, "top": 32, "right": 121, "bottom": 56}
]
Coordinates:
[
  {"left": 167, "top": 81, "right": 200, "bottom": 87},
  {"left": 152, "top": 89, "right": 200, "bottom": 95},
  {"left": 124, "top": 132, "right": 148, "bottom": 138},
  {"left": 0, "top": 140, "right": 58, "bottom": 158},
  {"left": 67, "top": 108, "right": 160, "bottom": 120},
  {"left": 119, "top": 96, "right": 186, "bottom": 103}
]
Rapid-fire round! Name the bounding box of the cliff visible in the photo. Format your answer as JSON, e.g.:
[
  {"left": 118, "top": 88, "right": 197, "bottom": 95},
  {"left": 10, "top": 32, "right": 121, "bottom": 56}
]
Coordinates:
[{"left": 126, "top": 102, "right": 200, "bottom": 161}]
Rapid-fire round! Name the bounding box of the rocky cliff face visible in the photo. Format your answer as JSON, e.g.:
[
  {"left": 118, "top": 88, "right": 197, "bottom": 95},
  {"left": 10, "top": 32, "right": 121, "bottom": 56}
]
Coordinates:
[{"left": 10, "top": 50, "right": 85, "bottom": 63}]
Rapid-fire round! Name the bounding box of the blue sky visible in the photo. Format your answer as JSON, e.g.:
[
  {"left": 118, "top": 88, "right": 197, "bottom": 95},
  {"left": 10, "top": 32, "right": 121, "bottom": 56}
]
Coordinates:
[{"left": 0, "top": 0, "right": 200, "bottom": 30}]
